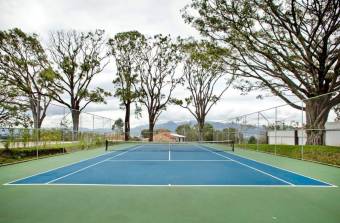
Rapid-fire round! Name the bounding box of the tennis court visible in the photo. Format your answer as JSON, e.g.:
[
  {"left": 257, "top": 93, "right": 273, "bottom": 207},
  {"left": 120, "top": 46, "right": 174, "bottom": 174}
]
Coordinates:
[{"left": 5, "top": 142, "right": 334, "bottom": 187}]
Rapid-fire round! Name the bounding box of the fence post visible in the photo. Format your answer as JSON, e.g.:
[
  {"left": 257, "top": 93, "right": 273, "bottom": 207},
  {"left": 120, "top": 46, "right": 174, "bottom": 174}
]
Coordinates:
[
  {"left": 274, "top": 107, "right": 277, "bottom": 156},
  {"left": 301, "top": 101, "right": 304, "bottom": 160},
  {"left": 227, "top": 128, "right": 230, "bottom": 141},
  {"left": 257, "top": 112, "right": 259, "bottom": 151}
]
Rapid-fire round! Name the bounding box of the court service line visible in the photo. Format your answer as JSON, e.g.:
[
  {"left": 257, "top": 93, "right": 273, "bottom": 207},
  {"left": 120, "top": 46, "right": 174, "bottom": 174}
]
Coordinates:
[
  {"left": 197, "top": 145, "right": 295, "bottom": 186},
  {"left": 45, "top": 146, "right": 142, "bottom": 184}
]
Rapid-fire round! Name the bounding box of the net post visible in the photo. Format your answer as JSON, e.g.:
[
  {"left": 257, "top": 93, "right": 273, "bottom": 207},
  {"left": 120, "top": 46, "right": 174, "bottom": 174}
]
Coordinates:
[
  {"left": 105, "top": 140, "right": 108, "bottom": 151},
  {"left": 232, "top": 140, "right": 234, "bottom": 152}
]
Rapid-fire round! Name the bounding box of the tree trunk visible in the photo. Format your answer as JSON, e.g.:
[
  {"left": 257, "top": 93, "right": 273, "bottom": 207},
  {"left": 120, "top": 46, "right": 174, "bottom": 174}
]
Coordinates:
[
  {"left": 304, "top": 97, "right": 331, "bottom": 145},
  {"left": 124, "top": 102, "right": 130, "bottom": 141},
  {"left": 71, "top": 108, "right": 80, "bottom": 140},
  {"left": 197, "top": 119, "right": 205, "bottom": 141},
  {"left": 29, "top": 98, "right": 43, "bottom": 140},
  {"left": 29, "top": 98, "right": 42, "bottom": 129},
  {"left": 148, "top": 116, "right": 155, "bottom": 142}
]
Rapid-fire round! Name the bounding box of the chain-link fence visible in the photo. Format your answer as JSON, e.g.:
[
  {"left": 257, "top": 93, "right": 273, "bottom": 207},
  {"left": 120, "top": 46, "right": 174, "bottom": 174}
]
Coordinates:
[
  {"left": 0, "top": 99, "right": 114, "bottom": 165},
  {"left": 2, "top": 92, "right": 339, "bottom": 166},
  {"left": 226, "top": 91, "right": 340, "bottom": 166},
  {"left": 111, "top": 92, "right": 340, "bottom": 166}
]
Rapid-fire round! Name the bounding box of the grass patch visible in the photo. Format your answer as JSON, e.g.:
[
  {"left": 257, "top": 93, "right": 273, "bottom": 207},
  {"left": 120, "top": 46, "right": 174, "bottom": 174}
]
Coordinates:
[
  {"left": 237, "top": 144, "right": 340, "bottom": 166},
  {"left": 0, "top": 141, "right": 105, "bottom": 165}
]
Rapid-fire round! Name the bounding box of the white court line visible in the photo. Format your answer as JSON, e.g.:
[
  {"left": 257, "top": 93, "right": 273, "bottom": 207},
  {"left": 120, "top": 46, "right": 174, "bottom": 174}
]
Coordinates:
[
  {"left": 204, "top": 145, "right": 337, "bottom": 187},
  {"left": 3, "top": 147, "right": 127, "bottom": 185},
  {"left": 104, "top": 160, "right": 233, "bottom": 162},
  {"left": 197, "top": 145, "right": 295, "bottom": 186},
  {"left": 4, "top": 183, "right": 336, "bottom": 188},
  {"left": 45, "top": 146, "right": 142, "bottom": 184}
]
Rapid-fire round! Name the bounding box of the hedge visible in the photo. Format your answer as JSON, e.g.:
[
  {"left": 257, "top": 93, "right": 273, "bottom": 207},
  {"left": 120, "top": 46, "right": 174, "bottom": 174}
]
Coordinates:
[{"left": 237, "top": 144, "right": 340, "bottom": 166}]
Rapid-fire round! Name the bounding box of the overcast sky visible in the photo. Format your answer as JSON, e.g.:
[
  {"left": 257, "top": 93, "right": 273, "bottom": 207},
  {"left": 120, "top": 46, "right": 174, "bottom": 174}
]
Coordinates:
[{"left": 1, "top": 0, "right": 335, "bottom": 128}]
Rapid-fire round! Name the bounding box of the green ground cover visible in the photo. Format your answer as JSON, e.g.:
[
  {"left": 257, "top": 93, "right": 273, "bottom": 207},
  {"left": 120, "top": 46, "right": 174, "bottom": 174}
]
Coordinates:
[
  {"left": 0, "top": 141, "right": 105, "bottom": 165},
  {"left": 237, "top": 144, "right": 340, "bottom": 166},
  {"left": 0, "top": 144, "right": 339, "bottom": 223}
]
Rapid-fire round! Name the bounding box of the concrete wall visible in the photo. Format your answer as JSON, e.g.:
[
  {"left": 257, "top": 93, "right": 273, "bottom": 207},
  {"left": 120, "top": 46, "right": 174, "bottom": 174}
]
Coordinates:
[
  {"left": 325, "top": 122, "right": 340, "bottom": 146},
  {"left": 267, "top": 130, "right": 295, "bottom": 145},
  {"left": 297, "top": 130, "right": 307, "bottom": 145},
  {"left": 267, "top": 122, "right": 340, "bottom": 146}
]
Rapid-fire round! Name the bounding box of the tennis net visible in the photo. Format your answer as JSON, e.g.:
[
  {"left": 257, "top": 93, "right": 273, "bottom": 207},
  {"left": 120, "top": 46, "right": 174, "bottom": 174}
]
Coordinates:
[{"left": 105, "top": 140, "right": 234, "bottom": 152}]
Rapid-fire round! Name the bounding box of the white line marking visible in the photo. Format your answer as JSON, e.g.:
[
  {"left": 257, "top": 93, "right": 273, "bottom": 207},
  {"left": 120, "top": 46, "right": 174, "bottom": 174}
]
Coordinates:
[
  {"left": 3, "top": 148, "right": 127, "bottom": 185},
  {"left": 4, "top": 183, "right": 337, "bottom": 188},
  {"left": 197, "top": 145, "right": 295, "bottom": 186},
  {"left": 209, "top": 145, "right": 337, "bottom": 187},
  {"left": 45, "top": 146, "right": 141, "bottom": 184},
  {"left": 104, "top": 160, "right": 233, "bottom": 162}
]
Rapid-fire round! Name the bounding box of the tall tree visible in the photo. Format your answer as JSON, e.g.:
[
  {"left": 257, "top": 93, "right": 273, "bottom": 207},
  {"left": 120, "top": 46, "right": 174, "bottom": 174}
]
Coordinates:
[
  {"left": 108, "top": 31, "right": 145, "bottom": 141},
  {"left": 48, "top": 30, "right": 110, "bottom": 133},
  {"left": 172, "top": 40, "right": 233, "bottom": 141},
  {"left": 183, "top": 0, "right": 340, "bottom": 145},
  {"left": 0, "top": 28, "right": 53, "bottom": 129},
  {"left": 134, "top": 34, "right": 182, "bottom": 141},
  {"left": 0, "top": 80, "right": 30, "bottom": 127}
]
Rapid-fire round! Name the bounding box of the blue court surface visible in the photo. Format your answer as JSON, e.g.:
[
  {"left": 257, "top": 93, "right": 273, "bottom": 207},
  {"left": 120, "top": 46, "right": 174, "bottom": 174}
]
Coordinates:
[{"left": 5, "top": 143, "right": 335, "bottom": 187}]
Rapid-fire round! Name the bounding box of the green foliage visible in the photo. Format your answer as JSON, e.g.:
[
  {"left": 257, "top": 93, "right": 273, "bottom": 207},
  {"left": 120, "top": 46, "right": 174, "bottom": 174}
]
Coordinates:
[
  {"left": 203, "top": 123, "right": 214, "bottom": 141},
  {"left": 107, "top": 31, "right": 146, "bottom": 140},
  {"left": 140, "top": 128, "right": 171, "bottom": 139},
  {"left": 239, "top": 144, "right": 340, "bottom": 166},
  {"left": 248, "top": 136, "right": 256, "bottom": 144},
  {"left": 175, "top": 123, "right": 217, "bottom": 141},
  {"left": 0, "top": 80, "right": 31, "bottom": 127},
  {"left": 0, "top": 28, "right": 53, "bottom": 128},
  {"left": 140, "top": 129, "right": 150, "bottom": 138},
  {"left": 180, "top": 39, "right": 229, "bottom": 68},
  {"left": 182, "top": 0, "right": 340, "bottom": 145},
  {"left": 108, "top": 31, "right": 145, "bottom": 105},
  {"left": 133, "top": 34, "right": 182, "bottom": 140},
  {"left": 176, "top": 124, "right": 198, "bottom": 141},
  {"left": 48, "top": 30, "right": 111, "bottom": 131},
  {"left": 176, "top": 124, "right": 192, "bottom": 134},
  {"left": 155, "top": 129, "right": 171, "bottom": 133},
  {"left": 173, "top": 39, "right": 233, "bottom": 140},
  {"left": 0, "top": 128, "right": 107, "bottom": 164},
  {"left": 112, "top": 118, "right": 124, "bottom": 132},
  {"left": 222, "top": 128, "right": 242, "bottom": 142}
]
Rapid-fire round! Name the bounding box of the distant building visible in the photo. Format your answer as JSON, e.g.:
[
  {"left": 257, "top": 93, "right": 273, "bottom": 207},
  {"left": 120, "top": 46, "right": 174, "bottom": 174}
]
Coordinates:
[{"left": 153, "top": 132, "right": 186, "bottom": 142}]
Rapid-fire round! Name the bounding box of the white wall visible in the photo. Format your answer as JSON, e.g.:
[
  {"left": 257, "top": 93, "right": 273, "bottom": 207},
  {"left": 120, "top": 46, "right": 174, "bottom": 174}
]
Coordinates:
[
  {"left": 268, "top": 130, "right": 295, "bottom": 145},
  {"left": 297, "top": 130, "right": 307, "bottom": 145},
  {"left": 325, "top": 122, "right": 340, "bottom": 146},
  {"left": 267, "top": 122, "right": 340, "bottom": 146}
]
